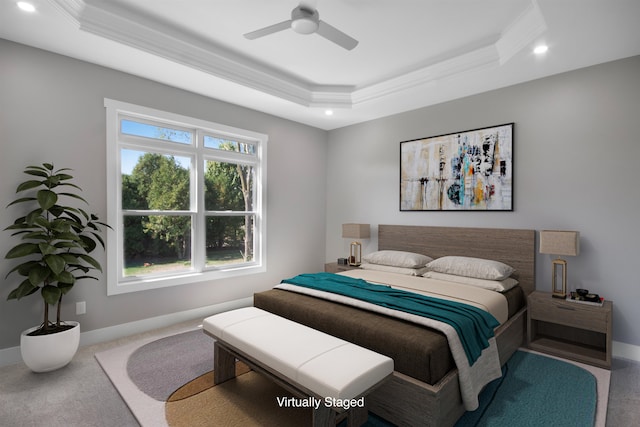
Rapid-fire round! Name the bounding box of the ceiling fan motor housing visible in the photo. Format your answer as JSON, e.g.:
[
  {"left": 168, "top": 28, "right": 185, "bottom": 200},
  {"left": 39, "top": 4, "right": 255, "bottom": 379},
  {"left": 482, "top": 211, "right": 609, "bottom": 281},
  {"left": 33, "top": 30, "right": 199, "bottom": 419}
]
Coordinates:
[{"left": 291, "top": 7, "right": 319, "bottom": 34}]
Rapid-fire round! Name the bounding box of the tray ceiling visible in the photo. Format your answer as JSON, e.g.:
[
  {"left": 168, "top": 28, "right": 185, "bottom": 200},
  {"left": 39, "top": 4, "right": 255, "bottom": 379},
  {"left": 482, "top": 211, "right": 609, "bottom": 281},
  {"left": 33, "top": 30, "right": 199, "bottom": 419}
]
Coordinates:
[{"left": 2, "top": 0, "right": 639, "bottom": 129}]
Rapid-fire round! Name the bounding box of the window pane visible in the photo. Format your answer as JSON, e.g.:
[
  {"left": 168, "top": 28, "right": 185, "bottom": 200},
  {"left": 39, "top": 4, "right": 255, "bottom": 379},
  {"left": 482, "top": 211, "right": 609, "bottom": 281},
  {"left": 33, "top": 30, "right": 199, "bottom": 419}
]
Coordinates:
[
  {"left": 206, "top": 215, "right": 254, "bottom": 266},
  {"left": 204, "top": 136, "right": 255, "bottom": 154},
  {"left": 121, "top": 149, "right": 191, "bottom": 210},
  {"left": 121, "top": 119, "right": 192, "bottom": 145},
  {"left": 123, "top": 215, "right": 192, "bottom": 277},
  {"left": 205, "top": 160, "right": 254, "bottom": 211}
]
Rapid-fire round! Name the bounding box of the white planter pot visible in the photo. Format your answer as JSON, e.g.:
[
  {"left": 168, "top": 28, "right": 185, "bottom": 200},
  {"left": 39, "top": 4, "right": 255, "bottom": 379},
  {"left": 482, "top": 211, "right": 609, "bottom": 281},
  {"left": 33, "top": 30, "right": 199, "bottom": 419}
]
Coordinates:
[{"left": 20, "top": 321, "right": 80, "bottom": 373}]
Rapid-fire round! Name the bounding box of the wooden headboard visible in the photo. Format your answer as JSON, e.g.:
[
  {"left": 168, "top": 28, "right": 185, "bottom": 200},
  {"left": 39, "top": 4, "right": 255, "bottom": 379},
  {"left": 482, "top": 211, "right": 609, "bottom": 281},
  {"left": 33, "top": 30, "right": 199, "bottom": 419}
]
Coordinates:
[{"left": 378, "top": 225, "right": 536, "bottom": 295}]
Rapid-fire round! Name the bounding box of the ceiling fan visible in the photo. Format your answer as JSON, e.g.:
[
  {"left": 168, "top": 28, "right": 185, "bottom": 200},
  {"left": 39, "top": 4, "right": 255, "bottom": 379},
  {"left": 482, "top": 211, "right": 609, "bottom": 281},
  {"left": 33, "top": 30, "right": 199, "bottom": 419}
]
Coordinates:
[{"left": 244, "top": 1, "right": 359, "bottom": 51}]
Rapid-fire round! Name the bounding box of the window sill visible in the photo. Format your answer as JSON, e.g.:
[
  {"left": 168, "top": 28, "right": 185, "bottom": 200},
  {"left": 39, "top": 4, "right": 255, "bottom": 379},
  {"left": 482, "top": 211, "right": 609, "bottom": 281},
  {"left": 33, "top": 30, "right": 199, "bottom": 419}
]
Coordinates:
[{"left": 107, "top": 264, "right": 266, "bottom": 295}]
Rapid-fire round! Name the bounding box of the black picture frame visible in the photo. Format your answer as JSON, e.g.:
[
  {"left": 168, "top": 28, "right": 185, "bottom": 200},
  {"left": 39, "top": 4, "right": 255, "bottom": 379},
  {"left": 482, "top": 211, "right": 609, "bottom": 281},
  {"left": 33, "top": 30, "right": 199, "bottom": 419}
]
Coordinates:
[{"left": 400, "top": 123, "right": 514, "bottom": 211}]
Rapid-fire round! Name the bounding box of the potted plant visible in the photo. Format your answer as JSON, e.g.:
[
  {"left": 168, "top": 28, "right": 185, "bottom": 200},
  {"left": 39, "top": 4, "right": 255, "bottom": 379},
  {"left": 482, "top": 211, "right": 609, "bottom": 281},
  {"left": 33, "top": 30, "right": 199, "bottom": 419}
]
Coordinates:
[{"left": 4, "top": 163, "right": 110, "bottom": 372}]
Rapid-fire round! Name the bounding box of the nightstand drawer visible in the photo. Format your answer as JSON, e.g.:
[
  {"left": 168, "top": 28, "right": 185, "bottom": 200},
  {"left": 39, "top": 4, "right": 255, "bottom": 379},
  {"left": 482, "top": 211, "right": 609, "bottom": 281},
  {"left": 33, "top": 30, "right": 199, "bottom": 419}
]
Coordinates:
[
  {"left": 529, "top": 300, "right": 608, "bottom": 333},
  {"left": 527, "top": 291, "right": 612, "bottom": 369},
  {"left": 324, "top": 262, "right": 360, "bottom": 273}
]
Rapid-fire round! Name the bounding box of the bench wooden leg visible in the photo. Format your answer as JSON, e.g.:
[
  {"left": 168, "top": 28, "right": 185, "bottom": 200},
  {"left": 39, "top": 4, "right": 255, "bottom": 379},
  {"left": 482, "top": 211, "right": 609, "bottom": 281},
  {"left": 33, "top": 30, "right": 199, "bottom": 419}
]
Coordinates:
[
  {"left": 347, "top": 405, "right": 368, "bottom": 427},
  {"left": 312, "top": 405, "right": 336, "bottom": 427},
  {"left": 214, "top": 341, "right": 236, "bottom": 384}
]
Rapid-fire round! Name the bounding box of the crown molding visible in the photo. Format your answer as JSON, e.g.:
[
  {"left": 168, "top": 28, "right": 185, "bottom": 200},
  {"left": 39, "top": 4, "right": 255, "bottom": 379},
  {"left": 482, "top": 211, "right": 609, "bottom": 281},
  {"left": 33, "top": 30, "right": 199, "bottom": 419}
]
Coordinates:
[
  {"left": 48, "top": 0, "right": 547, "bottom": 109},
  {"left": 352, "top": 43, "right": 500, "bottom": 106},
  {"left": 496, "top": 0, "right": 547, "bottom": 65},
  {"left": 47, "top": 0, "right": 84, "bottom": 24},
  {"left": 76, "top": 0, "right": 325, "bottom": 106}
]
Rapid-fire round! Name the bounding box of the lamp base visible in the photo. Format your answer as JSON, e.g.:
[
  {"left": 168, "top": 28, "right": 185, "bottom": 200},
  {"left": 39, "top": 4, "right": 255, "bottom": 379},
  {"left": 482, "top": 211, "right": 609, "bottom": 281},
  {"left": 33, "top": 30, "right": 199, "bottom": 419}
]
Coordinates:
[
  {"left": 349, "top": 241, "right": 362, "bottom": 266},
  {"left": 551, "top": 258, "right": 567, "bottom": 300}
]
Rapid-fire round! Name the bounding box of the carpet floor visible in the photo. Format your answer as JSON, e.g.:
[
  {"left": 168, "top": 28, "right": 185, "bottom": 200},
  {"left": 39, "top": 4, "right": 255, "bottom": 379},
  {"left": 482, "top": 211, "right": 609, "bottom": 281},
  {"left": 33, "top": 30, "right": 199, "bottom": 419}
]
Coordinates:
[{"left": 95, "top": 326, "right": 610, "bottom": 427}]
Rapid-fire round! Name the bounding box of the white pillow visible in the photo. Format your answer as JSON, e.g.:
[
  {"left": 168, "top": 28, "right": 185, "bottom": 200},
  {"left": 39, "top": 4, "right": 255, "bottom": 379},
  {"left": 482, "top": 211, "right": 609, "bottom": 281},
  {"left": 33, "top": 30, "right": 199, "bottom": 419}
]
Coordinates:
[
  {"left": 423, "top": 271, "right": 519, "bottom": 292},
  {"left": 360, "top": 262, "right": 430, "bottom": 276},
  {"left": 362, "top": 250, "right": 433, "bottom": 268},
  {"left": 426, "top": 256, "right": 515, "bottom": 281}
]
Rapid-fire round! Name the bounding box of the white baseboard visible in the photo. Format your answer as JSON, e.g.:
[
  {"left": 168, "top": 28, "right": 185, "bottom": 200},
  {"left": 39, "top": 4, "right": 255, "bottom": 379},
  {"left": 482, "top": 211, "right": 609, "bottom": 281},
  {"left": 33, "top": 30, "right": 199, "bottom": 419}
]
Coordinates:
[
  {"left": 0, "top": 297, "right": 252, "bottom": 369},
  {"left": 3, "top": 306, "right": 639, "bottom": 368},
  {"left": 613, "top": 340, "right": 640, "bottom": 363}
]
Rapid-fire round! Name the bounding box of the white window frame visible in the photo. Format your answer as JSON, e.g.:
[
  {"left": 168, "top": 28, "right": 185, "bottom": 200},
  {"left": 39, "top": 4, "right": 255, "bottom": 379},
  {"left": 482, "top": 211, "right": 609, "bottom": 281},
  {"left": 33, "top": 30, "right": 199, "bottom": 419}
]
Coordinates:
[{"left": 105, "top": 99, "right": 267, "bottom": 295}]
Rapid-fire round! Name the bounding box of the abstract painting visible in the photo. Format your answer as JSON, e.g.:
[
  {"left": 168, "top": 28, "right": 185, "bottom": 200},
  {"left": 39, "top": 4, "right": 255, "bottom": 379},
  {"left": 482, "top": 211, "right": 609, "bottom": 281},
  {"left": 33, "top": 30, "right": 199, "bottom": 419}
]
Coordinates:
[{"left": 400, "top": 123, "right": 513, "bottom": 211}]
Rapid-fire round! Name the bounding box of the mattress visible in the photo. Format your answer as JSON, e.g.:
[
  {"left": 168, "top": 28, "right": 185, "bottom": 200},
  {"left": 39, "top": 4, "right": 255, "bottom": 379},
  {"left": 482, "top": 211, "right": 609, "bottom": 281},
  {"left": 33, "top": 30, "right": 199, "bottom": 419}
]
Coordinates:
[{"left": 253, "top": 273, "right": 525, "bottom": 385}]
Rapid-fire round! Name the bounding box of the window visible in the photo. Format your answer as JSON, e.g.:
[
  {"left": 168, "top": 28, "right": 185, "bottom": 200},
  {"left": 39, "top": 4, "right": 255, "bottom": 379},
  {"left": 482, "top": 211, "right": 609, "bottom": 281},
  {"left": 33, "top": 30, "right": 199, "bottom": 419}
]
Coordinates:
[{"left": 105, "top": 99, "right": 267, "bottom": 295}]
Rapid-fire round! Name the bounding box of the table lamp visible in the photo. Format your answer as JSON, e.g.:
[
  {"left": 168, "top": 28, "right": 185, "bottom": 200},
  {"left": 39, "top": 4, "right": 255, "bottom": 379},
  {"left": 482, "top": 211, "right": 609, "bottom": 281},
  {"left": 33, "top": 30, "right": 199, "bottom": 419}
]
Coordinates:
[
  {"left": 539, "top": 230, "right": 580, "bottom": 299},
  {"left": 342, "top": 223, "right": 370, "bottom": 266}
]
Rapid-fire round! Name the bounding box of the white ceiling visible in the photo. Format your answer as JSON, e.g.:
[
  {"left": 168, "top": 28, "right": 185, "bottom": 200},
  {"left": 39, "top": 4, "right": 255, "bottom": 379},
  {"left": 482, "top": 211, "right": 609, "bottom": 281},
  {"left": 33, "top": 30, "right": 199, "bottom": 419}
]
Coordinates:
[{"left": 2, "top": 0, "right": 639, "bottom": 130}]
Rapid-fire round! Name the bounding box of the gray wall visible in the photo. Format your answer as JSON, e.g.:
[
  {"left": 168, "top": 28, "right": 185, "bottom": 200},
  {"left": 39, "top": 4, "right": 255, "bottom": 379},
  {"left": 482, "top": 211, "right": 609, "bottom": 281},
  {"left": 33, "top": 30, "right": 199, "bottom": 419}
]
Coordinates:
[
  {"left": 326, "top": 56, "right": 640, "bottom": 348},
  {"left": 2, "top": 37, "right": 639, "bottom": 354},
  {"left": 0, "top": 39, "right": 328, "bottom": 350}
]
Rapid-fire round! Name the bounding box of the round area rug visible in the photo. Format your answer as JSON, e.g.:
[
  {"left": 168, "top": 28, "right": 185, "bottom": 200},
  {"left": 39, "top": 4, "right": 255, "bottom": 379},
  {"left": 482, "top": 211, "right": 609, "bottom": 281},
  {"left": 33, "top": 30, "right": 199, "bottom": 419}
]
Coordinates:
[
  {"left": 456, "top": 350, "right": 597, "bottom": 426},
  {"left": 165, "top": 368, "right": 311, "bottom": 427},
  {"left": 127, "top": 330, "right": 212, "bottom": 401}
]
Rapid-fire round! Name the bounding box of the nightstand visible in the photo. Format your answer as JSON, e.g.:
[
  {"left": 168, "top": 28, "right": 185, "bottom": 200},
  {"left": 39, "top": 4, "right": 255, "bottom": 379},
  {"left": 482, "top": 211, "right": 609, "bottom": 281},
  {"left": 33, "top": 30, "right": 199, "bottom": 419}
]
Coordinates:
[
  {"left": 527, "top": 290, "right": 612, "bottom": 369},
  {"left": 324, "top": 262, "right": 360, "bottom": 273}
]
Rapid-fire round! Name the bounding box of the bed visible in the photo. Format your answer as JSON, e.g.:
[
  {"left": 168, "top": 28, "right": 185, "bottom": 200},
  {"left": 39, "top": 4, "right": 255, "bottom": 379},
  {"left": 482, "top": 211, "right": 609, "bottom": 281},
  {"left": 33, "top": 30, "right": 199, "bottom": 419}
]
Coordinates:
[{"left": 254, "top": 225, "right": 535, "bottom": 426}]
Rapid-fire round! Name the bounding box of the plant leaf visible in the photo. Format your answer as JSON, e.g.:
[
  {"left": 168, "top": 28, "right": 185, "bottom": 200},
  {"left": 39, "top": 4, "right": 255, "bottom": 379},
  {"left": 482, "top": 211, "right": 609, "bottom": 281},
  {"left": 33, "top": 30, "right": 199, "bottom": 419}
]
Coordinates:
[
  {"left": 74, "top": 275, "right": 98, "bottom": 282},
  {"left": 6, "top": 196, "right": 37, "bottom": 207},
  {"left": 26, "top": 209, "right": 44, "bottom": 226},
  {"left": 56, "top": 271, "right": 75, "bottom": 285},
  {"left": 31, "top": 215, "right": 49, "bottom": 228},
  {"left": 59, "top": 192, "right": 88, "bottom": 204},
  {"left": 46, "top": 175, "right": 61, "bottom": 187},
  {"left": 79, "top": 254, "right": 102, "bottom": 271},
  {"left": 7, "top": 279, "right": 39, "bottom": 300},
  {"left": 90, "top": 232, "right": 107, "bottom": 249},
  {"left": 54, "top": 241, "right": 82, "bottom": 249},
  {"left": 38, "top": 243, "right": 57, "bottom": 256},
  {"left": 21, "top": 231, "right": 50, "bottom": 240},
  {"left": 59, "top": 253, "right": 81, "bottom": 263},
  {"left": 49, "top": 219, "right": 71, "bottom": 233},
  {"left": 4, "top": 223, "right": 30, "bottom": 232},
  {"left": 41, "top": 285, "right": 61, "bottom": 305},
  {"left": 48, "top": 205, "right": 64, "bottom": 217},
  {"left": 5, "top": 260, "right": 41, "bottom": 279},
  {"left": 16, "top": 180, "right": 43, "bottom": 192},
  {"left": 26, "top": 164, "right": 48, "bottom": 172},
  {"left": 28, "top": 265, "right": 51, "bottom": 286},
  {"left": 55, "top": 232, "right": 82, "bottom": 242},
  {"left": 56, "top": 173, "right": 74, "bottom": 181},
  {"left": 44, "top": 254, "right": 66, "bottom": 275},
  {"left": 79, "top": 235, "right": 97, "bottom": 252},
  {"left": 5, "top": 243, "right": 38, "bottom": 258},
  {"left": 25, "top": 169, "right": 49, "bottom": 178},
  {"left": 37, "top": 190, "right": 58, "bottom": 210}
]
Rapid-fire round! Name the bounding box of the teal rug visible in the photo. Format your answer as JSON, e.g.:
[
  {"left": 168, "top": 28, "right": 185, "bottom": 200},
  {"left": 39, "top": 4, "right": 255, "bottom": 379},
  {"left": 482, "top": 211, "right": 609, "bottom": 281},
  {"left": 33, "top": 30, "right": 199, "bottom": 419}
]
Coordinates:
[
  {"left": 455, "top": 350, "right": 597, "bottom": 427},
  {"left": 340, "top": 350, "right": 598, "bottom": 427}
]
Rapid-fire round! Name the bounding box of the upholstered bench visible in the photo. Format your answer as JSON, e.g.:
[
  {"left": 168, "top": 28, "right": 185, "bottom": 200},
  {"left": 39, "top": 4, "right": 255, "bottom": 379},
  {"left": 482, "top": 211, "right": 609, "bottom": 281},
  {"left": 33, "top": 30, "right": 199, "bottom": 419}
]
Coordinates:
[{"left": 203, "top": 306, "right": 393, "bottom": 427}]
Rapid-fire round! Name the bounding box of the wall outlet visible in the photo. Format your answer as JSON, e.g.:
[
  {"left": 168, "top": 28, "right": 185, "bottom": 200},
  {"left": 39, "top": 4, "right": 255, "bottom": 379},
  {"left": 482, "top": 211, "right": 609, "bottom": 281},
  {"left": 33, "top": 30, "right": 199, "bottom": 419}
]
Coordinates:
[{"left": 76, "top": 301, "right": 86, "bottom": 315}]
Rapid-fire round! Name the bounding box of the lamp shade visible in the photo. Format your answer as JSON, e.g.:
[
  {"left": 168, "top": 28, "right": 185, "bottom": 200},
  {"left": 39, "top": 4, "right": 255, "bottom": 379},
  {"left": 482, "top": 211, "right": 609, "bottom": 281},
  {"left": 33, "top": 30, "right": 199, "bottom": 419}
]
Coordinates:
[
  {"left": 539, "top": 230, "right": 580, "bottom": 256},
  {"left": 342, "top": 223, "right": 370, "bottom": 239}
]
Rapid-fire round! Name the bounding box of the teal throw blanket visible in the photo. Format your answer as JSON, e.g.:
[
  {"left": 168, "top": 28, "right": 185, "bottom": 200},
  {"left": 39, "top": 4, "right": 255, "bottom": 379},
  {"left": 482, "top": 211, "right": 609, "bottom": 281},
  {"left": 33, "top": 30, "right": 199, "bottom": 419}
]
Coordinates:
[{"left": 281, "top": 272, "right": 499, "bottom": 365}]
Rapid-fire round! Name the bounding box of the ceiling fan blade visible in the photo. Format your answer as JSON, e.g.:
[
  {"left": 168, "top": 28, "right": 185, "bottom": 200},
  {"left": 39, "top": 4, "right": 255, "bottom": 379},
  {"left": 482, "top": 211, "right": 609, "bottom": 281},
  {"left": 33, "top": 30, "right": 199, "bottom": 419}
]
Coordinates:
[
  {"left": 244, "top": 20, "right": 292, "bottom": 40},
  {"left": 316, "top": 20, "right": 358, "bottom": 50}
]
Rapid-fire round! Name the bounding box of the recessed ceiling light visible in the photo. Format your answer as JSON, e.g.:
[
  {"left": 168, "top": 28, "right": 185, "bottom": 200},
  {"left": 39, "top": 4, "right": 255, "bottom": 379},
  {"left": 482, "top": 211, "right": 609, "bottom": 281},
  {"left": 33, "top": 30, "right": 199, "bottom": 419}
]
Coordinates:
[
  {"left": 17, "top": 2, "right": 36, "bottom": 12},
  {"left": 324, "top": 109, "right": 334, "bottom": 116},
  {"left": 533, "top": 45, "right": 548, "bottom": 55}
]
